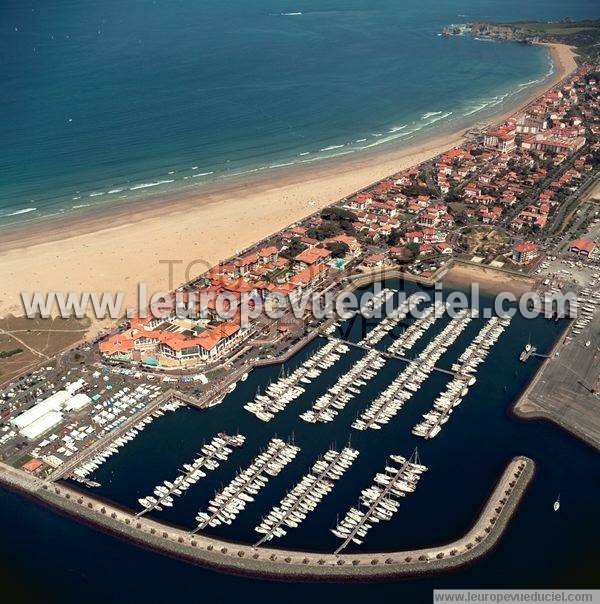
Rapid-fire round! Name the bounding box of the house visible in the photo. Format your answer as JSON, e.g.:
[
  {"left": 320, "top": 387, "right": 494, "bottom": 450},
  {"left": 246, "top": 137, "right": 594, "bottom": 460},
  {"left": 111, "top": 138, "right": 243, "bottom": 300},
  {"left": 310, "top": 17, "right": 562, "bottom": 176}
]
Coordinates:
[
  {"left": 370, "top": 200, "right": 398, "bottom": 217},
  {"left": 405, "top": 230, "right": 424, "bottom": 244},
  {"left": 257, "top": 246, "right": 279, "bottom": 264},
  {"left": 480, "top": 206, "right": 502, "bottom": 223},
  {"left": 281, "top": 226, "right": 308, "bottom": 241},
  {"left": 515, "top": 113, "right": 548, "bottom": 134},
  {"left": 363, "top": 253, "right": 387, "bottom": 268},
  {"left": 435, "top": 242, "right": 453, "bottom": 255},
  {"left": 158, "top": 323, "right": 243, "bottom": 361},
  {"left": 417, "top": 213, "right": 439, "bottom": 227},
  {"left": 99, "top": 332, "right": 135, "bottom": 358},
  {"left": 422, "top": 227, "right": 446, "bottom": 244},
  {"left": 324, "top": 234, "right": 361, "bottom": 256},
  {"left": 524, "top": 133, "right": 586, "bottom": 155},
  {"left": 512, "top": 242, "right": 539, "bottom": 264},
  {"left": 289, "top": 263, "right": 328, "bottom": 292},
  {"left": 517, "top": 205, "right": 548, "bottom": 229},
  {"left": 464, "top": 184, "right": 481, "bottom": 198},
  {"left": 234, "top": 253, "right": 260, "bottom": 276},
  {"left": 294, "top": 247, "right": 331, "bottom": 267},
  {"left": 346, "top": 193, "right": 372, "bottom": 211}
]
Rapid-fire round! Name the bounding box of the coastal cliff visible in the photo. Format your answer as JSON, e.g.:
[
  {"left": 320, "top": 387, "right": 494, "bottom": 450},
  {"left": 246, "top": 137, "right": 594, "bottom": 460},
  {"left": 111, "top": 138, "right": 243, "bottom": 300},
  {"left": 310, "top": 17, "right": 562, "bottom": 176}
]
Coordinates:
[{"left": 443, "top": 19, "right": 600, "bottom": 62}]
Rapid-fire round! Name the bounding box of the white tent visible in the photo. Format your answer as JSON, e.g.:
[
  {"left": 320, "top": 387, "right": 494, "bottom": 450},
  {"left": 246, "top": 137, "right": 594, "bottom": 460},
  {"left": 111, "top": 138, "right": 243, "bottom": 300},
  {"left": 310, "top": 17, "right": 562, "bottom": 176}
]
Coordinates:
[
  {"left": 65, "top": 393, "right": 92, "bottom": 412},
  {"left": 11, "top": 391, "right": 71, "bottom": 430},
  {"left": 19, "top": 411, "right": 63, "bottom": 440},
  {"left": 65, "top": 379, "right": 85, "bottom": 395}
]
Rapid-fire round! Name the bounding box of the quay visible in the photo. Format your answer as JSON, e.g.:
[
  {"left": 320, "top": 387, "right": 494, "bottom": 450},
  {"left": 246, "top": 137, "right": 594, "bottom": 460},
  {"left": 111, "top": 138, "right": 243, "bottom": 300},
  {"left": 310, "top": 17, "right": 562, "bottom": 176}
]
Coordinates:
[
  {"left": 514, "top": 317, "right": 600, "bottom": 451},
  {"left": 0, "top": 456, "right": 534, "bottom": 581},
  {"left": 519, "top": 345, "right": 550, "bottom": 363}
]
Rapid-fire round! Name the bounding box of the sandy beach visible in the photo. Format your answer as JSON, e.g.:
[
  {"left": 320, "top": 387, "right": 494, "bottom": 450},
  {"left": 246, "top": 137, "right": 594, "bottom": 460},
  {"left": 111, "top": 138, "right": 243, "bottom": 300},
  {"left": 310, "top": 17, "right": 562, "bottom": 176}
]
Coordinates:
[
  {"left": 0, "top": 43, "right": 577, "bottom": 330},
  {"left": 443, "top": 263, "right": 537, "bottom": 297}
]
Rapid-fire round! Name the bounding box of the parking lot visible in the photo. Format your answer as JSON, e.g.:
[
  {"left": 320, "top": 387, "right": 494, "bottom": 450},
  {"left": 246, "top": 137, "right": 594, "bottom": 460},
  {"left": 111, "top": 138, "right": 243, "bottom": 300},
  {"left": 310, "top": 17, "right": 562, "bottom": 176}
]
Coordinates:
[
  {"left": 0, "top": 361, "right": 174, "bottom": 471},
  {"left": 523, "top": 310, "right": 600, "bottom": 449}
]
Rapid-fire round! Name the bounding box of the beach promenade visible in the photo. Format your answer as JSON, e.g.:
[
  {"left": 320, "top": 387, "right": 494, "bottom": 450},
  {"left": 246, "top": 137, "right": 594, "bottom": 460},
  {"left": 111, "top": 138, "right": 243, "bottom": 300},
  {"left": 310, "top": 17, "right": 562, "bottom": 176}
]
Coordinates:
[{"left": 0, "top": 456, "right": 534, "bottom": 581}]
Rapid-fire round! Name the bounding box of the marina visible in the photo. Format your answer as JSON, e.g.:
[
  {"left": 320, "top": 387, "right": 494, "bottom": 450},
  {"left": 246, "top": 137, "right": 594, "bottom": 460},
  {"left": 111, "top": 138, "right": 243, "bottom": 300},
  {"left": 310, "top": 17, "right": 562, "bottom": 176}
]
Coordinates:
[
  {"left": 1, "top": 0, "right": 599, "bottom": 596},
  {"left": 413, "top": 316, "right": 512, "bottom": 439},
  {"left": 386, "top": 300, "right": 446, "bottom": 356},
  {"left": 192, "top": 438, "right": 300, "bottom": 532},
  {"left": 300, "top": 350, "right": 386, "bottom": 424},
  {"left": 352, "top": 307, "right": 474, "bottom": 431},
  {"left": 244, "top": 341, "right": 350, "bottom": 422},
  {"left": 358, "top": 293, "right": 422, "bottom": 346},
  {"left": 69, "top": 394, "right": 184, "bottom": 481},
  {"left": 0, "top": 280, "right": 588, "bottom": 565},
  {"left": 332, "top": 450, "right": 427, "bottom": 553},
  {"left": 137, "top": 433, "right": 245, "bottom": 516},
  {"left": 255, "top": 446, "right": 359, "bottom": 545},
  {"left": 359, "top": 288, "right": 395, "bottom": 317}
]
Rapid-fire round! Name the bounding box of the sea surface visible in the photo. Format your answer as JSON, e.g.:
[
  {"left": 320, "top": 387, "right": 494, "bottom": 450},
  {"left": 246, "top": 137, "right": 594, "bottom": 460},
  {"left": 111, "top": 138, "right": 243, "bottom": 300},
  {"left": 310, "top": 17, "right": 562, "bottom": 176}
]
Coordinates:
[
  {"left": 1, "top": 281, "right": 598, "bottom": 603},
  {"left": 1, "top": 0, "right": 599, "bottom": 226}
]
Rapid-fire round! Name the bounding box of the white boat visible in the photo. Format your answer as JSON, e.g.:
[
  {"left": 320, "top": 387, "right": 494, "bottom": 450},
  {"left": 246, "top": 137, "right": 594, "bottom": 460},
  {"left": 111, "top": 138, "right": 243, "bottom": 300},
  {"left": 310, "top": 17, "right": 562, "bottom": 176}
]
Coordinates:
[
  {"left": 206, "top": 397, "right": 224, "bottom": 408},
  {"left": 553, "top": 494, "right": 560, "bottom": 512}
]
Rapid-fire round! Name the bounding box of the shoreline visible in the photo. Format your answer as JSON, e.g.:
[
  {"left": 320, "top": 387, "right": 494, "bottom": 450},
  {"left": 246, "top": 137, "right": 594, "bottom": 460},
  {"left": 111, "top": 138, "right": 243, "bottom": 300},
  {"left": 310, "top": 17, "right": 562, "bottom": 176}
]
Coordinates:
[
  {"left": 0, "top": 456, "right": 534, "bottom": 582},
  {"left": 0, "top": 43, "right": 577, "bottom": 321}
]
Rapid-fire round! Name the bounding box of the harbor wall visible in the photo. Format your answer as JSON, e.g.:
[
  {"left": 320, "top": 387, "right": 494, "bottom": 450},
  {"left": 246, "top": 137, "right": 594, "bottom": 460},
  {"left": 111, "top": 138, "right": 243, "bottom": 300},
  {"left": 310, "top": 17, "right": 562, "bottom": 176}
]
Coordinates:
[{"left": 0, "top": 457, "right": 534, "bottom": 582}]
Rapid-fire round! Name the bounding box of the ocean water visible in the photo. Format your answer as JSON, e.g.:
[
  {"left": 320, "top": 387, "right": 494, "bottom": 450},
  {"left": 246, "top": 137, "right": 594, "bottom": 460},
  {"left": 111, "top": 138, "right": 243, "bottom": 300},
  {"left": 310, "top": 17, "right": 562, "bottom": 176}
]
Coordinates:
[
  {"left": 1, "top": 281, "right": 598, "bottom": 603},
  {"left": 1, "top": 0, "right": 598, "bottom": 225}
]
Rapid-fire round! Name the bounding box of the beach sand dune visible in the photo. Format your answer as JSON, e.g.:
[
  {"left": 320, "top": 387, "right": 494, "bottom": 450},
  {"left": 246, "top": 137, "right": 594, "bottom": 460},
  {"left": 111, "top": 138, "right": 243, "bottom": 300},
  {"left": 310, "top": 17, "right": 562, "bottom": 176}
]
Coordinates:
[{"left": 0, "top": 44, "right": 577, "bottom": 331}]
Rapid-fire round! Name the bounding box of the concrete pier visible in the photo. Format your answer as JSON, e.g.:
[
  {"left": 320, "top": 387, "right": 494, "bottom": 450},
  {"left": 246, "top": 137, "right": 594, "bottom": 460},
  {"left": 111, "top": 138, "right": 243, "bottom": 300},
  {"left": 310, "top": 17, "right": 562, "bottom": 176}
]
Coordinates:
[{"left": 326, "top": 337, "right": 457, "bottom": 377}]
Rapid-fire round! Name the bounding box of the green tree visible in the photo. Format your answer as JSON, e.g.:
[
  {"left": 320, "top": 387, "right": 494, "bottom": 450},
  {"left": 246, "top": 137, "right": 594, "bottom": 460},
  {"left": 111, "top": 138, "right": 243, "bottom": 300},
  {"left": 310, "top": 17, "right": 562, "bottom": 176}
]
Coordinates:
[{"left": 325, "top": 241, "right": 350, "bottom": 258}]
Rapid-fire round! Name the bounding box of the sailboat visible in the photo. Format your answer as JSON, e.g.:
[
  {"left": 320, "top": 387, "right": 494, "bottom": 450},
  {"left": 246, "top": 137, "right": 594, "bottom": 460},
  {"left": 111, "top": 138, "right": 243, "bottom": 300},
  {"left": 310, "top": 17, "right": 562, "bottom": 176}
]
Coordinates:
[{"left": 553, "top": 494, "right": 560, "bottom": 512}]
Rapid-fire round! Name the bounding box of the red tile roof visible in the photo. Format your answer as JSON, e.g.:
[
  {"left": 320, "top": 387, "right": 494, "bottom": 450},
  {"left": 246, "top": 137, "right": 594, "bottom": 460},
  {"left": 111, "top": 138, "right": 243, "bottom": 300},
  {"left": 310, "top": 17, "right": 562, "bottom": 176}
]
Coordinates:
[
  {"left": 294, "top": 247, "right": 331, "bottom": 265},
  {"left": 570, "top": 238, "right": 596, "bottom": 254}
]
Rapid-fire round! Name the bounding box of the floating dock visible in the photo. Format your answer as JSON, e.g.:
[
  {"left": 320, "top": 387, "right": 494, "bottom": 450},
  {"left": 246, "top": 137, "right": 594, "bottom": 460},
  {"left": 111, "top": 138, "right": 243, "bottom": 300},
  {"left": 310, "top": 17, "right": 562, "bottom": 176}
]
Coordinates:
[
  {"left": 332, "top": 450, "right": 427, "bottom": 554},
  {"left": 254, "top": 446, "right": 359, "bottom": 546},
  {"left": 192, "top": 438, "right": 299, "bottom": 533}
]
